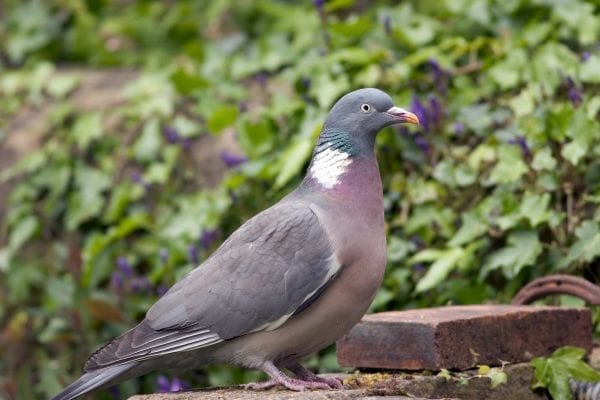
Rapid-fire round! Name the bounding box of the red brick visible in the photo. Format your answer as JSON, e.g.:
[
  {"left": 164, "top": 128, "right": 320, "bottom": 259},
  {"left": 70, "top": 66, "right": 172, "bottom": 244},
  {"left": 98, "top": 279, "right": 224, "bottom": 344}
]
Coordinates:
[{"left": 337, "top": 305, "right": 592, "bottom": 370}]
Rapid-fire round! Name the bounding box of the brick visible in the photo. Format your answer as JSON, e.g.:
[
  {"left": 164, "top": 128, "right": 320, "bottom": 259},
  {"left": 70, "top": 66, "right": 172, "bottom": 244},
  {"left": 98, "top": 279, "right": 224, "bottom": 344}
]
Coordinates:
[{"left": 337, "top": 305, "right": 592, "bottom": 371}]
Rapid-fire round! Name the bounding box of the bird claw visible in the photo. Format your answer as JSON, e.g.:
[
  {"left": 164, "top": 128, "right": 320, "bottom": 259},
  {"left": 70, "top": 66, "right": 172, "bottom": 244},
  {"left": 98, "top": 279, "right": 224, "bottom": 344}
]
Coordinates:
[
  {"left": 306, "top": 375, "right": 344, "bottom": 389},
  {"left": 245, "top": 378, "right": 332, "bottom": 391}
]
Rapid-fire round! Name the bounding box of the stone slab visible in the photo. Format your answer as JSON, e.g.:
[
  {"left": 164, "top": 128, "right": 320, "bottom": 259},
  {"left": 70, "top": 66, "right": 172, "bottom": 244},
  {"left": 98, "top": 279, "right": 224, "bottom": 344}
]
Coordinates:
[
  {"left": 336, "top": 305, "right": 592, "bottom": 370},
  {"left": 129, "top": 363, "right": 546, "bottom": 399}
]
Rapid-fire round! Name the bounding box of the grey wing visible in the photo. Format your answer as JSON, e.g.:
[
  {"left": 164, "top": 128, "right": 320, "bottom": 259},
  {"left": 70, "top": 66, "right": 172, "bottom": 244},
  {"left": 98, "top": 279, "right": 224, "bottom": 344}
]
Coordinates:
[{"left": 85, "top": 201, "right": 339, "bottom": 370}]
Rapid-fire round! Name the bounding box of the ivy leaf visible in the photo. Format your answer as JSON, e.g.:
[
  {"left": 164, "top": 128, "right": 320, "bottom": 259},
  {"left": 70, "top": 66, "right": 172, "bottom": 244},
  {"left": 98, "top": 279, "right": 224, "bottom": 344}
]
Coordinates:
[
  {"left": 481, "top": 230, "right": 542, "bottom": 279},
  {"left": 237, "top": 117, "right": 275, "bottom": 157},
  {"left": 520, "top": 192, "right": 551, "bottom": 227},
  {"left": 71, "top": 112, "right": 103, "bottom": 150},
  {"left": 449, "top": 212, "right": 487, "bottom": 247},
  {"left": 560, "top": 221, "right": 600, "bottom": 268},
  {"left": 413, "top": 247, "right": 464, "bottom": 293},
  {"left": 387, "top": 236, "right": 414, "bottom": 263},
  {"left": 531, "top": 346, "right": 600, "bottom": 400},
  {"left": 206, "top": 104, "right": 239, "bottom": 134},
  {"left": 8, "top": 215, "right": 39, "bottom": 251},
  {"left": 133, "top": 118, "right": 162, "bottom": 162},
  {"left": 65, "top": 167, "right": 111, "bottom": 231},
  {"left": 580, "top": 55, "right": 600, "bottom": 84},
  {"left": 532, "top": 147, "right": 557, "bottom": 171},
  {"left": 274, "top": 138, "right": 312, "bottom": 189},
  {"left": 488, "top": 146, "right": 527, "bottom": 184}
]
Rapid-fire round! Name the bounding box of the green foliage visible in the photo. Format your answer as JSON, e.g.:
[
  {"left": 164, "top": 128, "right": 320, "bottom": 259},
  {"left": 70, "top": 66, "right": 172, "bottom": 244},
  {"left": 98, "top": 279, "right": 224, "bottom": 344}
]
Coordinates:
[
  {"left": 1, "top": 0, "right": 600, "bottom": 398},
  {"left": 531, "top": 346, "right": 600, "bottom": 400}
]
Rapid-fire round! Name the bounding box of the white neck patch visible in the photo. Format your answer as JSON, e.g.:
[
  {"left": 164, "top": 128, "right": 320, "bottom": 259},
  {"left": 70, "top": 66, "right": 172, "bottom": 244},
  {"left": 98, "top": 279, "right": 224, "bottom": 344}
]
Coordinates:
[{"left": 309, "top": 148, "right": 352, "bottom": 189}]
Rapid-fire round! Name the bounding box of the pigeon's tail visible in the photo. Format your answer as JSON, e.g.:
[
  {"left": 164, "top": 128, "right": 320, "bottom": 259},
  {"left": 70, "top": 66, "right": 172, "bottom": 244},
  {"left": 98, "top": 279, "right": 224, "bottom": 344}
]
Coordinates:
[{"left": 51, "top": 362, "right": 135, "bottom": 400}]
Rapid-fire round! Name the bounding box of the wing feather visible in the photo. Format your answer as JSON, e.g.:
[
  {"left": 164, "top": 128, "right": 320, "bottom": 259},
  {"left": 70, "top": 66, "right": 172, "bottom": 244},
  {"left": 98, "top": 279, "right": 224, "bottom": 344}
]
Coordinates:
[{"left": 85, "top": 200, "right": 338, "bottom": 370}]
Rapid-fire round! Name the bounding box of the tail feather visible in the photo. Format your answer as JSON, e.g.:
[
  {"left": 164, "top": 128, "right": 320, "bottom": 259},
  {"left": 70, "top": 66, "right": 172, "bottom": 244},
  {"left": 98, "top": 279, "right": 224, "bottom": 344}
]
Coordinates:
[{"left": 51, "top": 363, "right": 135, "bottom": 400}]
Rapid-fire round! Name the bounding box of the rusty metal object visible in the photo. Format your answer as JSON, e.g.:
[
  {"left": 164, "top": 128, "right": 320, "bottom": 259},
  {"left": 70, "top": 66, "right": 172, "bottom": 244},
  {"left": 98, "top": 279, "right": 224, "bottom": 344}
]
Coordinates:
[{"left": 512, "top": 274, "right": 600, "bottom": 306}]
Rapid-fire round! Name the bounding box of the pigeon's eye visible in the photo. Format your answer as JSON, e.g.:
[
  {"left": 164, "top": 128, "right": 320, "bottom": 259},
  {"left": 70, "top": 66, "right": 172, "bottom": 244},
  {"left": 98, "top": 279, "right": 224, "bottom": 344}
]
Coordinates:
[{"left": 360, "top": 103, "right": 372, "bottom": 113}]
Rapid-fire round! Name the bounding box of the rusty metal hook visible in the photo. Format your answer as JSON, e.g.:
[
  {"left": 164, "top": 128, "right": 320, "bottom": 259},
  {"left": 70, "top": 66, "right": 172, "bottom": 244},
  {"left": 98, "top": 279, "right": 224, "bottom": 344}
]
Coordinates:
[{"left": 512, "top": 274, "right": 600, "bottom": 306}]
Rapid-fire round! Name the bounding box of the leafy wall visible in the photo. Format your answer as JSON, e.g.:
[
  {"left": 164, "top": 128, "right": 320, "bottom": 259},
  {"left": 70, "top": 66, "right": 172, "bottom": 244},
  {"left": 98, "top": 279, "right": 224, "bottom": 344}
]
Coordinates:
[{"left": 1, "top": 0, "right": 599, "bottom": 398}]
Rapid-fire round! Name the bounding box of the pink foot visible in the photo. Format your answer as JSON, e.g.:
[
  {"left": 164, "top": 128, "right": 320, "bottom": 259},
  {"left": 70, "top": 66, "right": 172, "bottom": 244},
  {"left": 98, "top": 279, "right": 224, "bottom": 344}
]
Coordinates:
[
  {"left": 288, "top": 364, "right": 344, "bottom": 389},
  {"left": 246, "top": 361, "right": 334, "bottom": 391}
]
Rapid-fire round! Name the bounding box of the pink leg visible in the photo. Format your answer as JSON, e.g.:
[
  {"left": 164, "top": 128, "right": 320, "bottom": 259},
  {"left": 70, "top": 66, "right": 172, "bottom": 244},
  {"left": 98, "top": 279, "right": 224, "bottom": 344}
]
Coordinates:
[
  {"left": 288, "top": 364, "right": 343, "bottom": 389},
  {"left": 244, "top": 361, "right": 333, "bottom": 391}
]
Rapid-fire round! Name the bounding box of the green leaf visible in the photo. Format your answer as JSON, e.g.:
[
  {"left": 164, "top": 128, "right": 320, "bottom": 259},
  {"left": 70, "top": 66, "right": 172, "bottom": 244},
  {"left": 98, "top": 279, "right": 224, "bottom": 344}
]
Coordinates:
[
  {"left": 487, "top": 368, "right": 508, "bottom": 389},
  {"left": 519, "top": 192, "right": 551, "bottom": 227},
  {"left": 414, "top": 247, "right": 464, "bottom": 293},
  {"left": 170, "top": 67, "right": 209, "bottom": 95},
  {"left": 46, "top": 73, "right": 79, "bottom": 99},
  {"left": 488, "top": 146, "right": 527, "bottom": 184},
  {"left": 481, "top": 230, "right": 542, "bottom": 279},
  {"left": 580, "top": 55, "right": 600, "bottom": 84},
  {"left": 531, "top": 346, "right": 600, "bottom": 400},
  {"left": 133, "top": 118, "right": 162, "bottom": 162},
  {"left": 8, "top": 215, "right": 39, "bottom": 251},
  {"left": 509, "top": 89, "right": 535, "bottom": 118},
  {"left": 71, "top": 112, "right": 103, "bottom": 150},
  {"left": 65, "top": 167, "right": 111, "bottom": 230},
  {"left": 207, "top": 104, "right": 239, "bottom": 134},
  {"left": 387, "top": 236, "right": 414, "bottom": 262},
  {"left": 237, "top": 117, "right": 275, "bottom": 157},
  {"left": 560, "top": 221, "right": 600, "bottom": 268},
  {"left": 449, "top": 213, "right": 487, "bottom": 247},
  {"left": 562, "top": 140, "right": 588, "bottom": 166},
  {"left": 274, "top": 138, "right": 312, "bottom": 189},
  {"left": 532, "top": 147, "right": 557, "bottom": 171}
]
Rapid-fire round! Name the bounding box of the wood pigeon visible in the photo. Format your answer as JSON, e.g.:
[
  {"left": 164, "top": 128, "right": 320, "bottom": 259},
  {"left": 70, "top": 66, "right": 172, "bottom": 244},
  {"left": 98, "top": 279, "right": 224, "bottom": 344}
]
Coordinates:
[{"left": 52, "top": 88, "right": 419, "bottom": 400}]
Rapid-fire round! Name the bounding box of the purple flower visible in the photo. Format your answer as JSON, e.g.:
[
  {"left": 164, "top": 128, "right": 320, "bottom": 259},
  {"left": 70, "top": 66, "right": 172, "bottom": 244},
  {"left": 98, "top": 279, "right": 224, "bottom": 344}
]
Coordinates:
[
  {"left": 181, "top": 138, "right": 194, "bottom": 150},
  {"left": 107, "top": 385, "right": 121, "bottom": 399},
  {"left": 111, "top": 272, "right": 124, "bottom": 290},
  {"left": 412, "top": 263, "right": 425, "bottom": 273},
  {"left": 300, "top": 76, "right": 311, "bottom": 90},
  {"left": 396, "top": 126, "right": 411, "bottom": 139},
  {"left": 163, "top": 126, "right": 180, "bottom": 143},
  {"left": 410, "top": 96, "right": 429, "bottom": 132},
  {"left": 382, "top": 15, "right": 392, "bottom": 35},
  {"left": 188, "top": 244, "right": 199, "bottom": 265},
  {"left": 220, "top": 150, "right": 247, "bottom": 168},
  {"left": 566, "top": 76, "right": 583, "bottom": 106},
  {"left": 116, "top": 256, "right": 132, "bottom": 278},
  {"left": 313, "top": 0, "right": 324, "bottom": 12},
  {"left": 156, "top": 284, "right": 169, "bottom": 297},
  {"left": 199, "top": 230, "right": 219, "bottom": 250},
  {"left": 156, "top": 376, "right": 190, "bottom": 393},
  {"left": 159, "top": 248, "right": 169, "bottom": 264},
  {"left": 238, "top": 101, "right": 248, "bottom": 113},
  {"left": 568, "top": 87, "right": 583, "bottom": 106},
  {"left": 414, "top": 136, "right": 430, "bottom": 154},
  {"left": 254, "top": 72, "right": 268, "bottom": 87},
  {"left": 411, "top": 236, "right": 425, "bottom": 249},
  {"left": 428, "top": 59, "right": 449, "bottom": 95},
  {"left": 130, "top": 277, "right": 152, "bottom": 293},
  {"left": 157, "top": 376, "right": 171, "bottom": 393},
  {"left": 453, "top": 122, "right": 465, "bottom": 134},
  {"left": 509, "top": 136, "right": 531, "bottom": 158},
  {"left": 582, "top": 51, "right": 591, "bottom": 61},
  {"left": 170, "top": 377, "right": 190, "bottom": 392},
  {"left": 427, "top": 95, "right": 444, "bottom": 129},
  {"left": 131, "top": 172, "right": 143, "bottom": 184}
]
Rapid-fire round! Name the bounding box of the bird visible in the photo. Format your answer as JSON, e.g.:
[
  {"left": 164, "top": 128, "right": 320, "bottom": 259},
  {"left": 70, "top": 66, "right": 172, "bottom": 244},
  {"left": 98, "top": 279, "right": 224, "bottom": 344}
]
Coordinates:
[{"left": 51, "top": 88, "right": 419, "bottom": 400}]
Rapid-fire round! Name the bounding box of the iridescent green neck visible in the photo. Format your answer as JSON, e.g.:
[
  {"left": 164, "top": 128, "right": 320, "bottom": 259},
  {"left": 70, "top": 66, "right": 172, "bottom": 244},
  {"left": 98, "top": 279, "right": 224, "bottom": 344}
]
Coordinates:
[{"left": 314, "top": 128, "right": 357, "bottom": 157}]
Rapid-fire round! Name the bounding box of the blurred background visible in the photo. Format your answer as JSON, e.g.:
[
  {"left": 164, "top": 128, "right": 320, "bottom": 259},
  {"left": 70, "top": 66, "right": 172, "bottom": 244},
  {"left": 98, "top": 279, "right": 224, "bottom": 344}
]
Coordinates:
[{"left": 1, "top": 0, "right": 599, "bottom": 398}]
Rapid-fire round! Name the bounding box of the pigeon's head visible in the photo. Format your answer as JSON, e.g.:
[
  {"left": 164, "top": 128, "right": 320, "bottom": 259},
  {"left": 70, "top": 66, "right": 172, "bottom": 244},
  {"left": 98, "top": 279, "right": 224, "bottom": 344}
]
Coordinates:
[{"left": 321, "top": 88, "right": 419, "bottom": 154}]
